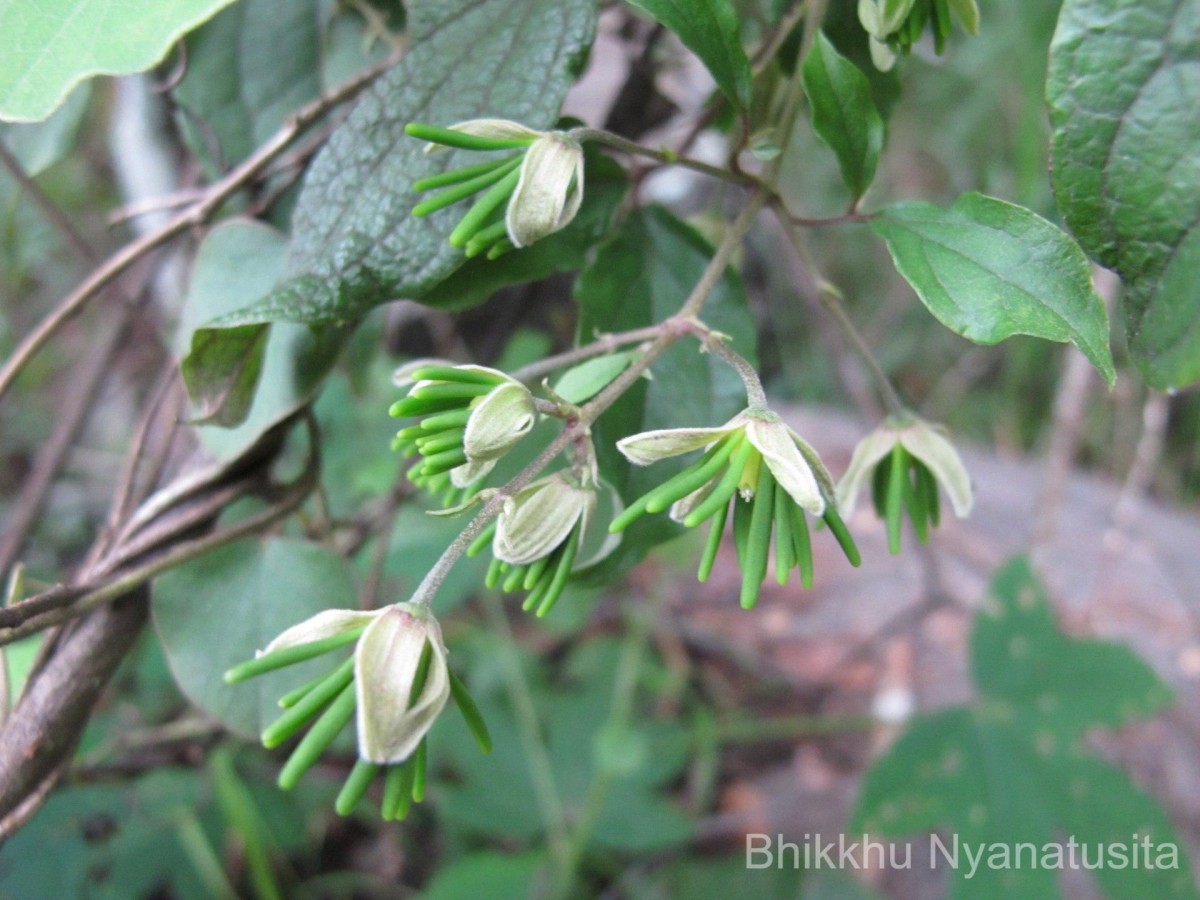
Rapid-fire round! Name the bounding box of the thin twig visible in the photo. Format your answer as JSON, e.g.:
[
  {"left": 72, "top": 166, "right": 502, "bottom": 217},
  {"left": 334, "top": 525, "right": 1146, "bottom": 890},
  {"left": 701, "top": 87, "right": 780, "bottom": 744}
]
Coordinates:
[
  {"left": 0, "top": 57, "right": 392, "bottom": 405},
  {"left": 0, "top": 142, "right": 96, "bottom": 262},
  {"left": 408, "top": 191, "right": 768, "bottom": 611},
  {"left": 510, "top": 325, "right": 663, "bottom": 384},
  {"left": 571, "top": 127, "right": 770, "bottom": 192}
]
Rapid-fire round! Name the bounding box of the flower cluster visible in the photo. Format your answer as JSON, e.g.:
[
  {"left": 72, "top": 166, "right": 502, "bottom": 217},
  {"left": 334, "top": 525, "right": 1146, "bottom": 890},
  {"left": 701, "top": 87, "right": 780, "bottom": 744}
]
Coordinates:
[
  {"left": 836, "top": 416, "right": 973, "bottom": 554},
  {"left": 225, "top": 604, "right": 490, "bottom": 820},
  {"left": 609, "top": 409, "right": 861, "bottom": 610},
  {"left": 406, "top": 119, "right": 585, "bottom": 258},
  {"left": 858, "top": 0, "right": 980, "bottom": 71},
  {"left": 390, "top": 364, "right": 536, "bottom": 506}
]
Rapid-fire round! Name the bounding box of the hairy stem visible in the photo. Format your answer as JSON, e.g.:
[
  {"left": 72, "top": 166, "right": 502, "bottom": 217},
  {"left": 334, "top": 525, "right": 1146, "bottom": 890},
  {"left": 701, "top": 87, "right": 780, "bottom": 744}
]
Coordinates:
[{"left": 570, "top": 127, "right": 770, "bottom": 192}]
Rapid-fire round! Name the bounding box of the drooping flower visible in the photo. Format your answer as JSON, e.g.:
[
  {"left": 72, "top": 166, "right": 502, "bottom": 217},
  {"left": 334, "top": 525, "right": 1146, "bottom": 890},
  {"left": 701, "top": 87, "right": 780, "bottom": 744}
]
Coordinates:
[
  {"left": 836, "top": 416, "right": 973, "bottom": 554},
  {"left": 405, "top": 119, "right": 585, "bottom": 258},
  {"left": 390, "top": 364, "right": 537, "bottom": 506},
  {"left": 225, "top": 603, "right": 490, "bottom": 820},
  {"left": 610, "top": 408, "right": 861, "bottom": 610},
  {"left": 467, "top": 468, "right": 618, "bottom": 618},
  {"left": 858, "top": 0, "right": 980, "bottom": 71}
]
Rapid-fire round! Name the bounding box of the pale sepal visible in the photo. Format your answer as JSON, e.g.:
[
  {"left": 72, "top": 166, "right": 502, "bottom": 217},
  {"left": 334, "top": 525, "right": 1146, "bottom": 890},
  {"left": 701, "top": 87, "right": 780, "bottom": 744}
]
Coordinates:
[
  {"left": 506, "top": 133, "right": 585, "bottom": 247},
  {"left": 493, "top": 472, "right": 592, "bottom": 566},
  {"left": 355, "top": 605, "right": 451, "bottom": 764},
  {"left": 261, "top": 609, "right": 380, "bottom": 656}
]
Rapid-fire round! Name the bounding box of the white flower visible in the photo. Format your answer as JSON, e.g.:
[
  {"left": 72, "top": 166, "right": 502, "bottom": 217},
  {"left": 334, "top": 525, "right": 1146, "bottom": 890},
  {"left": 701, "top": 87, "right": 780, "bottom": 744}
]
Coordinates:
[
  {"left": 616, "top": 409, "right": 834, "bottom": 518},
  {"left": 260, "top": 604, "right": 451, "bottom": 765},
  {"left": 494, "top": 470, "right": 605, "bottom": 566},
  {"left": 506, "top": 132, "right": 584, "bottom": 247},
  {"left": 836, "top": 417, "right": 973, "bottom": 518},
  {"left": 395, "top": 364, "right": 537, "bottom": 489}
]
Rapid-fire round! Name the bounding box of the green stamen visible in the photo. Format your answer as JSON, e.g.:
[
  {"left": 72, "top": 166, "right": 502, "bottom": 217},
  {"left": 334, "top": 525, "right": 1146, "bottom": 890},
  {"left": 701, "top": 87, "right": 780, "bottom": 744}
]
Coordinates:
[
  {"left": 683, "top": 439, "right": 755, "bottom": 528},
  {"left": 278, "top": 681, "right": 357, "bottom": 790},
  {"left": 740, "top": 464, "right": 775, "bottom": 610},
  {"left": 886, "top": 445, "right": 907, "bottom": 555},
  {"left": 419, "top": 408, "right": 473, "bottom": 431},
  {"left": 407, "top": 366, "right": 506, "bottom": 386},
  {"left": 790, "top": 504, "right": 814, "bottom": 589},
  {"left": 450, "top": 669, "right": 493, "bottom": 754},
  {"left": 412, "top": 741, "right": 428, "bottom": 802},
  {"left": 467, "top": 522, "right": 497, "bottom": 557},
  {"left": 224, "top": 629, "right": 362, "bottom": 684},
  {"left": 449, "top": 168, "right": 521, "bottom": 248},
  {"left": 404, "top": 123, "right": 535, "bottom": 152},
  {"left": 413, "top": 156, "right": 519, "bottom": 192},
  {"left": 409, "top": 382, "right": 494, "bottom": 402},
  {"left": 774, "top": 493, "right": 794, "bottom": 585},
  {"left": 823, "top": 503, "right": 862, "bottom": 567},
  {"left": 412, "top": 155, "right": 523, "bottom": 215},
  {"left": 262, "top": 656, "right": 355, "bottom": 748},
  {"left": 536, "top": 524, "right": 580, "bottom": 618},
  {"left": 335, "top": 759, "right": 379, "bottom": 816},
  {"left": 697, "top": 500, "right": 729, "bottom": 583}
]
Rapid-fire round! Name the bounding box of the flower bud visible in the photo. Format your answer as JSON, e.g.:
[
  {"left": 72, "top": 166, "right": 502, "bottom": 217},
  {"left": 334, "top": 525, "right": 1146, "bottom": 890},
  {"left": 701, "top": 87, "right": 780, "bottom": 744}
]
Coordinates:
[
  {"left": 355, "top": 605, "right": 451, "bottom": 764},
  {"left": 506, "top": 133, "right": 585, "bottom": 248},
  {"left": 836, "top": 417, "right": 973, "bottom": 554}
]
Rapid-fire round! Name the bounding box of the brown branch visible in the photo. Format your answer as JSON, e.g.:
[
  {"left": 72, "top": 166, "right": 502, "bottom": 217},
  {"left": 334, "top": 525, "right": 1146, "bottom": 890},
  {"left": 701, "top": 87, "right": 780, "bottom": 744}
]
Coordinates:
[
  {"left": 0, "top": 142, "right": 96, "bottom": 263},
  {"left": 0, "top": 56, "right": 392, "bottom": 405},
  {"left": 0, "top": 586, "right": 150, "bottom": 839}
]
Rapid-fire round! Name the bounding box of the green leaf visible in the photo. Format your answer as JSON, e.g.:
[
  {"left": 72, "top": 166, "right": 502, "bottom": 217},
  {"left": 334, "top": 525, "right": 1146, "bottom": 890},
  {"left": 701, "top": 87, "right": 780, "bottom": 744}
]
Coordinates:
[
  {"left": 420, "top": 150, "right": 627, "bottom": 311},
  {"left": 182, "top": 0, "right": 596, "bottom": 425},
  {"left": 573, "top": 207, "right": 757, "bottom": 579},
  {"left": 971, "top": 557, "right": 1172, "bottom": 749},
  {"left": 218, "top": 0, "right": 593, "bottom": 328},
  {"left": 433, "top": 638, "right": 692, "bottom": 853},
  {"left": 172, "top": 0, "right": 389, "bottom": 172},
  {"left": 172, "top": 0, "right": 323, "bottom": 171},
  {"left": 852, "top": 557, "right": 1195, "bottom": 899},
  {"left": 801, "top": 32, "right": 884, "bottom": 199},
  {"left": 0, "top": 0, "right": 239, "bottom": 123},
  {"left": 425, "top": 852, "right": 550, "bottom": 900},
  {"left": 872, "top": 192, "right": 1116, "bottom": 385},
  {"left": 0, "top": 771, "right": 208, "bottom": 898},
  {"left": 625, "top": 0, "right": 752, "bottom": 112},
  {"left": 552, "top": 351, "right": 638, "bottom": 404},
  {"left": 177, "top": 219, "right": 349, "bottom": 446},
  {"left": 0, "top": 82, "right": 90, "bottom": 175},
  {"left": 1048, "top": 0, "right": 1200, "bottom": 389},
  {"left": 152, "top": 537, "right": 359, "bottom": 739}
]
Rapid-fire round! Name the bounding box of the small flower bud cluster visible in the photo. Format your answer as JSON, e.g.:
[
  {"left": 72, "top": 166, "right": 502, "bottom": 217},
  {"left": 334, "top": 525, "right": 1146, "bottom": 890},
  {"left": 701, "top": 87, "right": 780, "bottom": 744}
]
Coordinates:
[
  {"left": 858, "top": 0, "right": 980, "bottom": 71},
  {"left": 390, "top": 365, "right": 536, "bottom": 506},
  {"left": 225, "top": 604, "right": 490, "bottom": 820},
  {"left": 406, "top": 120, "right": 585, "bottom": 259}
]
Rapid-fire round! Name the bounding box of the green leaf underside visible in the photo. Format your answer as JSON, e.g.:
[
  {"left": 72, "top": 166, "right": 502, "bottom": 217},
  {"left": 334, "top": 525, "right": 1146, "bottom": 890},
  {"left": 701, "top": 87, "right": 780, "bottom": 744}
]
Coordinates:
[
  {"left": 574, "top": 206, "right": 757, "bottom": 580},
  {"left": 177, "top": 219, "right": 348, "bottom": 443},
  {"left": 873, "top": 192, "right": 1116, "bottom": 385},
  {"left": 801, "top": 32, "right": 884, "bottom": 199},
  {"left": 0, "top": 0, "right": 239, "bottom": 123},
  {"left": 852, "top": 558, "right": 1194, "bottom": 899},
  {"left": 1048, "top": 0, "right": 1200, "bottom": 388},
  {"left": 624, "top": 0, "right": 752, "bottom": 113},
  {"left": 152, "top": 537, "right": 359, "bottom": 740}
]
